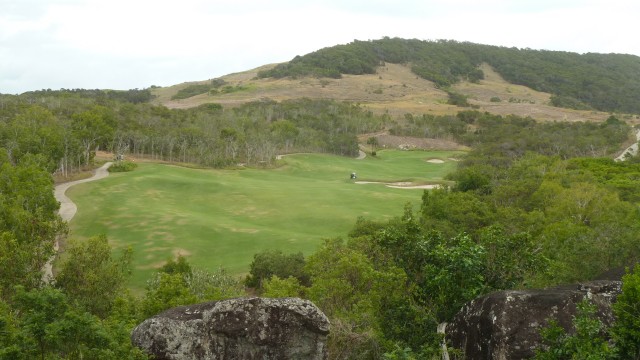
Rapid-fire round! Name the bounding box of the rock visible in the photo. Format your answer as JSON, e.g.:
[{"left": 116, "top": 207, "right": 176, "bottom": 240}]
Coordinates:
[
  {"left": 131, "top": 297, "right": 330, "bottom": 360},
  {"left": 445, "top": 280, "right": 622, "bottom": 360}
]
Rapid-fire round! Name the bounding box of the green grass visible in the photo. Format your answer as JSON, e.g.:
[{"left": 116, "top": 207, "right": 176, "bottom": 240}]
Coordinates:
[{"left": 66, "top": 150, "right": 463, "bottom": 291}]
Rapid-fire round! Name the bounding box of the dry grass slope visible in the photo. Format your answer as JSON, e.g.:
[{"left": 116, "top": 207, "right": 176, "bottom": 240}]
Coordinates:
[{"left": 153, "top": 63, "right": 618, "bottom": 123}]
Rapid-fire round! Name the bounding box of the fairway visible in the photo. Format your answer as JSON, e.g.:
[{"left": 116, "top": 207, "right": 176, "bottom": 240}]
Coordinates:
[{"left": 66, "top": 150, "right": 463, "bottom": 290}]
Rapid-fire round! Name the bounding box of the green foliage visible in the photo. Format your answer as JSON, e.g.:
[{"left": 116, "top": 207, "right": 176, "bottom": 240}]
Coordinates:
[
  {"left": 374, "top": 213, "right": 488, "bottom": 321},
  {"left": 258, "top": 38, "right": 640, "bottom": 113},
  {"left": 611, "top": 265, "right": 640, "bottom": 359},
  {"left": 446, "top": 91, "right": 475, "bottom": 108},
  {"left": 549, "top": 94, "right": 591, "bottom": 110},
  {"left": 159, "top": 255, "right": 192, "bottom": 276},
  {"left": 262, "top": 276, "right": 306, "bottom": 298},
  {"left": 141, "top": 264, "right": 243, "bottom": 319},
  {"left": 7, "top": 286, "right": 147, "bottom": 359},
  {"left": 141, "top": 273, "right": 198, "bottom": 318},
  {"left": 245, "top": 249, "right": 308, "bottom": 290},
  {"left": 479, "top": 226, "right": 548, "bottom": 290},
  {"left": 534, "top": 300, "right": 613, "bottom": 360},
  {"left": 56, "top": 235, "right": 133, "bottom": 317},
  {"left": 304, "top": 237, "right": 421, "bottom": 357},
  {"left": 393, "top": 111, "right": 630, "bottom": 164},
  {"left": 0, "top": 151, "right": 65, "bottom": 296},
  {"left": 24, "top": 88, "right": 154, "bottom": 104},
  {"left": 170, "top": 84, "right": 211, "bottom": 100},
  {"left": 1, "top": 96, "right": 382, "bottom": 171},
  {"left": 108, "top": 160, "right": 137, "bottom": 172}
]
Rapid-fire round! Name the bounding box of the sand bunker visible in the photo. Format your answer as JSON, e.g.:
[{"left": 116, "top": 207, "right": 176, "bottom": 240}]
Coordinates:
[
  {"left": 355, "top": 181, "right": 439, "bottom": 189},
  {"left": 426, "top": 158, "right": 445, "bottom": 164}
]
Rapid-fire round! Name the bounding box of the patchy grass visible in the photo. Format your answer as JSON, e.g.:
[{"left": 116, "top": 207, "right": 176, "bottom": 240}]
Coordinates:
[
  {"left": 65, "top": 150, "right": 463, "bottom": 291},
  {"left": 152, "top": 63, "right": 616, "bottom": 123}
]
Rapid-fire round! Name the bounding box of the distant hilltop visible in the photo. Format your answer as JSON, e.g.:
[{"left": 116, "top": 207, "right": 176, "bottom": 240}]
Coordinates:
[{"left": 153, "top": 38, "right": 640, "bottom": 123}]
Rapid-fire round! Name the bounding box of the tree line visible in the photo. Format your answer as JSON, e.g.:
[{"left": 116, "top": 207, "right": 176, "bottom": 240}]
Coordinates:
[{"left": 0, "top": 93, "right": 385, "bottom": 177}]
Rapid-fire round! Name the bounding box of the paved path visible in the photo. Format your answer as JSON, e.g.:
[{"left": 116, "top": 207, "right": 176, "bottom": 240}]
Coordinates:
[
  {"left": 42, "top": 162, "right": 112, "bottom": 283},
  {"left": 615, "top": 129, "right": 640, "bottom": 162}
]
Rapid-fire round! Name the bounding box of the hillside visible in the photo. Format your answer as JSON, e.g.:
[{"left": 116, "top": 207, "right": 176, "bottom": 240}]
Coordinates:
[
  {"left": 153, "top": 62, "right": 620, "bottom": 123},
  {"left": 152, "top": 38, "right": 640, "bottom": 124}
]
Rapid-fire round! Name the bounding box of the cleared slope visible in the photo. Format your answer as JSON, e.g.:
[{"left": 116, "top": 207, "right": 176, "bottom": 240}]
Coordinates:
[{"left": 153, "top": 63, "right": 622, "bottom": 124}]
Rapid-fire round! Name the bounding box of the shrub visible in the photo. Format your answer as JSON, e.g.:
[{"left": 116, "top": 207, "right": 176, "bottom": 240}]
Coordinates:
[
  {"left": 170, "top": 84, "right": 211, "bottom": 100},
  {"left": 108, "top": 161, "right": 137, "bottom": 172},
  {"left": 244, "top": 250, "right": 308, "bottom": 290}
]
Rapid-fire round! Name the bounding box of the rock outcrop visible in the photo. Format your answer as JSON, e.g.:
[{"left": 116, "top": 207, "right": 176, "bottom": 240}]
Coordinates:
[
  {"left": 131, "top": 297, "right": 330, "bottom": 360},
  {"left": 445, "top": 280, "right": 621, "bottom": 360}
]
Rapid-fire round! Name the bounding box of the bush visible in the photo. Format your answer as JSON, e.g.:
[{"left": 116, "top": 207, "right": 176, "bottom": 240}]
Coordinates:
[
  {"left": 534, "top": 300, "right": 613, "bottom": 359},
  {"left": 108, "top": 161, "right": 137, "bottom": 172},
  {"left": 611, "top": 265, "right": 640, "bottom": 359},
  {"left": 170, "top": 84, "right": 211, "bottom": 100},
  {"left": 244, "top": 250, "right": 308, "bottom": 290}
]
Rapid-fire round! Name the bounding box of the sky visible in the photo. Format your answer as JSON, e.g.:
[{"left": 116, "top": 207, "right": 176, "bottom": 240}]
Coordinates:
[{"left": 2, "top": 0, "right": 639, "bottom": 94}]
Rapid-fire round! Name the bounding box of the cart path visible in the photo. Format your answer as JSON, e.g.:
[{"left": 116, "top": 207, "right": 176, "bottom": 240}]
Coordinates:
[
  {"left": 42, "top": 162, "right": 113, "bottom": 283},
  {"left": 615, "top": 129, "right": 640, "bottom": 161}
]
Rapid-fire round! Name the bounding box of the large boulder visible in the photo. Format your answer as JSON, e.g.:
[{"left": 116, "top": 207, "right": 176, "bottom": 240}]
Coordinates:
[
  {"left": 131, "top": 297, "right": 330, "bottom": 360},
  {"left": 445, "top": 280, "right": 621, "bottom": 360}
]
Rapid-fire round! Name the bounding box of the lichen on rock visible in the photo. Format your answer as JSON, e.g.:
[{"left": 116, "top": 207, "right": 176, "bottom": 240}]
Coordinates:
[{"left": 131, "top": 297, "right": 330, "bottom": 360}]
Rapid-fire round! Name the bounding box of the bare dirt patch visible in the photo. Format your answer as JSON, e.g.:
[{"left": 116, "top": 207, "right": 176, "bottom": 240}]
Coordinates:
[
  {"left": 172, "top": 248, "right": 191, "bottom": 257},
  {"left": 372, "top": 134, "right": 468, "bottom": 151},
  {"left": 230, "top": 227, "right": 260, "bottom": 234}
]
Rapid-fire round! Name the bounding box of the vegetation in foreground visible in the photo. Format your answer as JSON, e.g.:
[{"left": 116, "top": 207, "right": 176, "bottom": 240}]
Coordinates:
[{"left": 1, "top": 85, "right": 640, "bottom": 358}]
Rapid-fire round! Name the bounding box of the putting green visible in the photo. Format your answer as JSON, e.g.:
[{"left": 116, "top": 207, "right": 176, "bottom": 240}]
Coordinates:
[{"left": 66, "top": 150, "right": 463, "bottom": 290}]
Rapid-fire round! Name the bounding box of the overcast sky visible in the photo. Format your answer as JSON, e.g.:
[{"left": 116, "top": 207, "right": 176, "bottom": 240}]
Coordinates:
[{"left": 2, "top": 0, "right": 639, "bottom": 94}]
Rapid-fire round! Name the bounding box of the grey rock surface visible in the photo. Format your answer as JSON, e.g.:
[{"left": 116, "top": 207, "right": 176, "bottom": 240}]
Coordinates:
[
  {"left": 131, "top": 297, "right": 330, "bottom": 360},
  {"left": 445, "top": 280, "right": 621, "bottom": 360}
]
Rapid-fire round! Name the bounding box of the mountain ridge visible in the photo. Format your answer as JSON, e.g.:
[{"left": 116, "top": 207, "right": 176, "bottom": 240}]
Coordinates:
[{"left": 152, "top": 38, "right": 640, "bottom": 125}]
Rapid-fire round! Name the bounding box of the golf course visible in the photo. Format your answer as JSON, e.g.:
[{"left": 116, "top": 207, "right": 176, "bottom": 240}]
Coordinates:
[{"left": 65, "top": 149, "right": 464, "bottom": 290}]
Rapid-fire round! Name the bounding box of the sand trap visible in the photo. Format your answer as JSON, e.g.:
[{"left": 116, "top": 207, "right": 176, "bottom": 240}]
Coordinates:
[
  {"left": 355, "top": 181, "right": 439, "bottom": 189},
  {"left": 386, "top": 184, "right": 440, "bottom": 189},
  {"left": 427, "top": 158, "right": 445, "bottom": 164}
]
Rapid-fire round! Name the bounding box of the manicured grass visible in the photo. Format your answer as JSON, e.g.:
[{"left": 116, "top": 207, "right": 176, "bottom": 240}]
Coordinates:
[{"left": 66, "top": 150, "right": 463, "bottom": 291}]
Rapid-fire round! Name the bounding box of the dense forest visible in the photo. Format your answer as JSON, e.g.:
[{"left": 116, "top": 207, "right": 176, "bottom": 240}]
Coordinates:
[
  {"left": 258, "top": 38, "right": 640, "bottom": 114},
  {"left": 1, "top": 85, "right": 640, "bottom": 359}
]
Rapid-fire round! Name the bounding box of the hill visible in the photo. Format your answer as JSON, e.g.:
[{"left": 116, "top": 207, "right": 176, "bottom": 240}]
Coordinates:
[{"left": 153, "top": 38, "right": 640, "bottom": 124}]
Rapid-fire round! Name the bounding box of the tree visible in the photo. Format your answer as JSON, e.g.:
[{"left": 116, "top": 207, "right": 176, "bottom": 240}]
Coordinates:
[
  {"left": 244, "top": 250, "right": 308, "bottom": 290},
  {"left": 0, "top": 151, "right": 65, "bottom": 296},
  {"left": 55, "top": 235, "right": 132, "bottom": 317},
  {"left": 71, "top": 106, "right": 114, "bottom": 166},
  {"left": 8, "top": 286, "right": 147, "bottom": 360},
  {"left": 366, "top": 136, "right": 379, "bottom": 155},
  {"left": 611, "top": 265, "right": 640, "bottom": 359},
  {"left": 262, "top": 276, "right": 306, "bottom": 298},
  {"left": 270, "top": 120, "right": 299, "bottom": 153}
]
